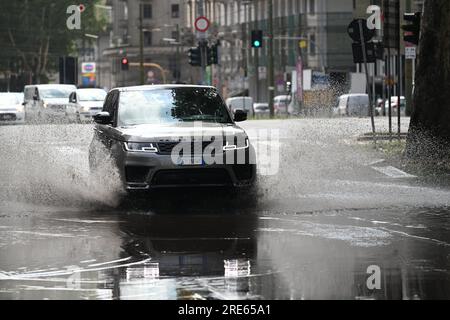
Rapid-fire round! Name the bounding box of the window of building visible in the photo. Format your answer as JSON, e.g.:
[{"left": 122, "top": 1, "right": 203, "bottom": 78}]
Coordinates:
[
  {"left": 142, "top": 4, "right": 152, "bottom": 19},
  {"left": 171, "top": 31, "right": 178, "bottom": 41},
  {"left": 309, "top": 34, "right": 316, "bottom": 55},
  {"left": 309, "top": 0, "right": 315, "bottom": 15},
  {"left": 144, "top": 31, "right": 152, "bottom": 46},
  {"left": 171, "top": 4, "right": 179, "bottom": 18}
]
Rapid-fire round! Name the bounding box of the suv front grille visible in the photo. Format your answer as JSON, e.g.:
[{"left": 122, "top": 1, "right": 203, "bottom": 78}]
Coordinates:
[{"left": 157, "top": 141, "right": 223, "bottom": 155}]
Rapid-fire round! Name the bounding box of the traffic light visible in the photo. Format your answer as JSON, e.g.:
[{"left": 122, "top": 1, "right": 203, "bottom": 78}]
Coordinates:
[
  {"left": 207, "top": 43, "right": 219, "bottom": 65},
  {"left": 402, "top": 12, "right": 421, "bottom": 45},
  {"left": 251, "top": 30, "right": 263, "bottom": 48},
  {"left": 188, "top": 47, "right": 201, "bottom": 67},
  {"left": 121, "top": 57, "right": 129, "bottom": 71}
]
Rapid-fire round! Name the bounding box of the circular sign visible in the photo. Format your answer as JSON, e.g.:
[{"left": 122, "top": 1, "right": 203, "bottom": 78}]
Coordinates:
[
  {"left": 195, "top": 16, "right": 210, "bottom": 32},
  {"left": 347, "top": 19, "right": 375, "bottom": 43}
]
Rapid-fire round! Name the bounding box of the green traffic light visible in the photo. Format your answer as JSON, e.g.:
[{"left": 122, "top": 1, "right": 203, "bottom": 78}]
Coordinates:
[{"left": 253, "top": 40, "right": 261, "bottom": 47}]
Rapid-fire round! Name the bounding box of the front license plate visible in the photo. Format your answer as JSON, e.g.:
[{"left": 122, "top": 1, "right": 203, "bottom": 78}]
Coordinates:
[{"left": 177, "top": 156, "right": 204, "bottom": 166}]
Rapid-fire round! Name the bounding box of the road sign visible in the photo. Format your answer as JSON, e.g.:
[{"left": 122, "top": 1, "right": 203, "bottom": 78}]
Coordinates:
[
  {"left": 195, "top": 16, "right": 210, "bottom": 32},
  {"left": 347, "top": 19, "right": 375, "bottom": 43},
  {"left": 81, "top": 62, "right": 96, "bottom": 74},
  {"left": 405, "top": 46, "right": 416, "bottom": 60}
]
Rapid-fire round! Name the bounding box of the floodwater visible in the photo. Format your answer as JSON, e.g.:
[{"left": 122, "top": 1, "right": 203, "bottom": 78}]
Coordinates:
[{"left": 0, "top": 119, "right": 449, "bottom": 300}]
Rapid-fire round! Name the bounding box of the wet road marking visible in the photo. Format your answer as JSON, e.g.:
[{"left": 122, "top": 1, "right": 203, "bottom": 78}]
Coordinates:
[
  {"left": 0, "top": 258, "right": 152, "bottom": 280},
  {"left": 371, "top": 166, "right": 417, "bottom": 179},
  {"left": 378, "top": 227, "right": 450, "bottom": 247},
  {"left": 88, "top": 257, "right": 132, "bottom": 267}
]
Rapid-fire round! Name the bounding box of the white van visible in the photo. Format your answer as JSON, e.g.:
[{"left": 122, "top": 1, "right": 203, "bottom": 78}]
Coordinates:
[
  {"left": 24, "top": 84, "right": 77, "bottom": 123},
  {"left": 225, "top": 97, "right": 254, "bottom": 117},
  {"left": 334, "top": 94, "right": 370, "bottom": 117}
]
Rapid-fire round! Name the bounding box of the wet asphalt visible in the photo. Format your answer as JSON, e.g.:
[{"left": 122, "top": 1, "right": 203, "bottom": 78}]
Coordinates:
[{"left": 0, "top": 118, "right": 449, "bottom": 300}]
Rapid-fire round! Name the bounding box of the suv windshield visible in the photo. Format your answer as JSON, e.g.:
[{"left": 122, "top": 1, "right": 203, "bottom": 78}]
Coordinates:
[
  {"left": 118, "top": 87, "right": 232, "bottom": 126},
  {"left": 40, "top": 88, "right": 73, "bottom": 99}
]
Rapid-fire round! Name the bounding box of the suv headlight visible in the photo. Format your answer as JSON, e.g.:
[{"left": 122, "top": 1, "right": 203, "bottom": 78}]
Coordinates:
[
  {"left": 223, "top": 138, "right": 249, "bottom": 151},
  {"left": 124, "top": 142, "right": 158, "bottom": 153}
]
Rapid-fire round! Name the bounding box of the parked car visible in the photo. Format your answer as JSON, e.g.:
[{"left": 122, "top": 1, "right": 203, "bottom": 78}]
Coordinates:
[
  {"left": 274, "top": 95, "right": 291, "bottom": 115},
  {"left": 254, "top": 103, "right": 270, "bottom": 118},
  {"left": 89, "top": 85, "right": 256, "bottom": 192},
  {"left": 334, "top": 94, "right": 370, "bottom": 117},
  {"left": 68, "top": 88, "right": 107, "bottom": 123},
  {"left": 225, "top": 97, "right": 254, "bottom": 117},
  {"left": 384, "top": 96, "right": 406, "bottom": 116},
  {"left": 23, "top": 84, "right": 77, "bottom": 123},
  {"left": 0, "top": 92, "right": 25, "bottom": 125}
]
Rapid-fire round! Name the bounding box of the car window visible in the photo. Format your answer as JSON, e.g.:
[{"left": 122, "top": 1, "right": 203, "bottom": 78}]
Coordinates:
[
  {"left": 117, "top": 87, "right": 232, "bottom": 126},
  {"left": 39, "top": 88, "right": 73, "bottom": 99},
  {"left": 24, "top": 88, "right": 34, "bottom": 101},
  {"left": 102, "top": 92, "right": 114, "bottom": 113}
]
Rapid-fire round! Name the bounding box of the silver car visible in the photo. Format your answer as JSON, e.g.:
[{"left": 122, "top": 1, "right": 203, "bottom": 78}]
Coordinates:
[
  {"left": 23, "top": 84, "right": 77, "bottom": 123},
  {"left": 89, "top": 85, "right": 256, "bottom": 192},
  {"left": 0, "top": 93, "right": 25, "bottom": 125},
  {"left": 68, "top": 88, "right": 107, "bottom": 123}
]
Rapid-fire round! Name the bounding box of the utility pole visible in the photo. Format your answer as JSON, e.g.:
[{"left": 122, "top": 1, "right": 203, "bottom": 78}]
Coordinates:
[
  {"left": 254, "top": 0, "right": 260, "bottom": 103},
  {"left": 396, "top": 0, "right": 402, "bottom": 140},
  {"left": 268, "top": 0, "right": 275, "bottom": 119},
  {"left": 176, "top": 23, "right": 181, "bottom": 83},
  {"left": 139, "top": 3, "right": 145, "bottom": 85},
  {"left": 404, "top": 0, "right": 413, "bottom": 117},
  {"left": 199, "top": 0, "right": 206, "bottom": 85}
]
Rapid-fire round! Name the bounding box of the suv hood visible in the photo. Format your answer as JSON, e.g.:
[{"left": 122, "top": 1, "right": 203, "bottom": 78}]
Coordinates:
[{"left": 112, "top": 122, "right": 247, "bottom": 142}]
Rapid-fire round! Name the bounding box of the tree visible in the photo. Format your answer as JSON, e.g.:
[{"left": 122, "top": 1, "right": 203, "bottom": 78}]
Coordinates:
[
  {"left": 0, "top": 0, "right": 106, "bottom": 87},
  {"left": 405, "top": 0, "right": 450, "bottom": 163}
]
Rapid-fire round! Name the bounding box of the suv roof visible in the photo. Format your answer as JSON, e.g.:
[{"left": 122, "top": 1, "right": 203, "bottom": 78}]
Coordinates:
[
  {"left": 24, "top": 84, "right": 76, "bottom": 88},
  {"left": 113, "top": 84, "right": 216, "bottom": 93}
]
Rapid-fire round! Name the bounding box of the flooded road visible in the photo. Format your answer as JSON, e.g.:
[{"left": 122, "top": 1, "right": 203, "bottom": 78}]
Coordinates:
[{"left": 1, "top": 119, "right": 450, "bottom": 300}]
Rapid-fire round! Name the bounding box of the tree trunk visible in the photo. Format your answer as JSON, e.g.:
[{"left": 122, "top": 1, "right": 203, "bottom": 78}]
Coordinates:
[{"left": 405, "top": 0, "right": 450, "bottom": 162}]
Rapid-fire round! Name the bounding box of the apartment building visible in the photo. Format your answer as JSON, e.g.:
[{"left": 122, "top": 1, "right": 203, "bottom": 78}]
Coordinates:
[{"left": 99, "top": 0, "right": 196, "bottom": 88}]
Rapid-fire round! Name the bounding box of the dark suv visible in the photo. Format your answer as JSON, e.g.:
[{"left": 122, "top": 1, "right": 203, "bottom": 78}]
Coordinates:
[{"left": 89, "top": 85, "right": 256, "bottom": 191}]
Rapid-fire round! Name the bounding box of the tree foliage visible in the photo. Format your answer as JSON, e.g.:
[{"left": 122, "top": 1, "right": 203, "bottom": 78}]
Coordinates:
[{"left": 0, "top": 0, "right": 106, "bottom": 85}]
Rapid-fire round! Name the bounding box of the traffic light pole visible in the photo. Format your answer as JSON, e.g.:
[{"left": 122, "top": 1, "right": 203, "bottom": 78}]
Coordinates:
[
  {"left": 198, "top": 0, "right": 206, "bottom": 85},
  {"left": 358, "top": 20, "right": 377, "bottom": 144}
]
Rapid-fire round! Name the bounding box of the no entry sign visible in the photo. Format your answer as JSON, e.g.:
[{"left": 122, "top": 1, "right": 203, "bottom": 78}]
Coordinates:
[{"left": 195, "top": 16, "right": 210, "bottom": 32}]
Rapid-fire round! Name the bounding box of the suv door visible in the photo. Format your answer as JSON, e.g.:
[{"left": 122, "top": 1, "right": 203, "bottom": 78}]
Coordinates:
[{"left": 101, "top": 90, "right": 119, "bottom": 150}]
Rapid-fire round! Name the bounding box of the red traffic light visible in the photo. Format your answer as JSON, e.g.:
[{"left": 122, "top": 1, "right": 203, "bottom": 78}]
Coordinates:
[{"left": 121, "top": 57, "right": 129, "bottom": 71}]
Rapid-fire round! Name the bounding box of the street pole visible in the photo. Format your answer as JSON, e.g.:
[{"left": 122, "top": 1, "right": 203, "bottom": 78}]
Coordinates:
[
  {"left": 176, "top": 23, "right": 181, "bottom": 83},
  {"left": 358, "top": 20, "right": 377, "bottom": 145},
  {"left": 397, "top": 0, "right": 402, "bottom": 140},
  {"left": 139, "top": 3, "right": 145, "bottom": 85},
  {"left": 199, "top": 0, "right": 206, "bottom": 85},
  {"left": 268, "top": 0, "right": 275, "bottom": 119}
]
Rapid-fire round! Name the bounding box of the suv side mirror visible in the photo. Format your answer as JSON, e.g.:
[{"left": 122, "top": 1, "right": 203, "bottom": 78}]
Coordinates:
[
  {"left": 234, "top": 110, "right": 248, "bottom": 122},
  {"left": 93, "top": 111, "right": 112, "bottom": 125}
]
